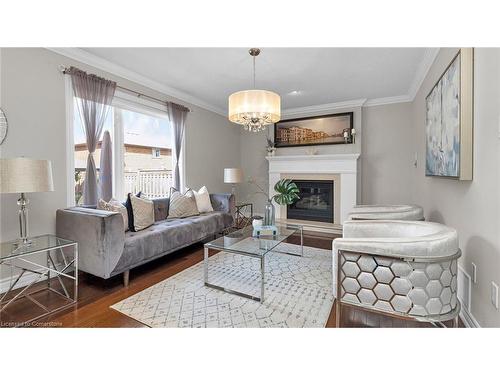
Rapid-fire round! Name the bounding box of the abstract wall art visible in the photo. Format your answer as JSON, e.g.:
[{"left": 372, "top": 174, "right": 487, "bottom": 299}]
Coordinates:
[{"left": 425, "top": 48, "right": 473, "bottom": 180}]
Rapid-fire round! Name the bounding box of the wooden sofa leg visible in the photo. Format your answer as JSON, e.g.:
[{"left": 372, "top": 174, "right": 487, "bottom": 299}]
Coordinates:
[{"left": 123, "top": 270, "right": 130, "bottom": 287}]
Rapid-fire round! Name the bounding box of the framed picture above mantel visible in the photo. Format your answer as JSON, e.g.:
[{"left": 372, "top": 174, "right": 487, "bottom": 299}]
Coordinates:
[
  {"left": 274, "top": 112, "right": 354, "bottom": 148},
  {"left": 425, "top": 48, "right": 473, "bottom": 180}
]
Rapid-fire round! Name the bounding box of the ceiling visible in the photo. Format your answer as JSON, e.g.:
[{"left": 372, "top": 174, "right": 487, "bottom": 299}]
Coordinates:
[{"left": 70, "top": 48, "right": 437, "bottom": 115}]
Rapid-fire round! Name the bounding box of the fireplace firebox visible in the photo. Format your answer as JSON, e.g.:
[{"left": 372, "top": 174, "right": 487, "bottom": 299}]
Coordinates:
[{"left": 287, "top": 180, "right": 334, "bottom": 223}]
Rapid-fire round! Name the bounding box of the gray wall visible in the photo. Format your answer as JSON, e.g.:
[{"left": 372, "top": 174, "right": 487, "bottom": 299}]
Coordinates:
[
  {"left": 410, "top": 48, "right": 500, "bottom": 327},
  {"left": 361, "top": 103, "right": 413, "bottom": 204},
  {"left": 0, "top": 48, "right": 240, "bottom": 243}
]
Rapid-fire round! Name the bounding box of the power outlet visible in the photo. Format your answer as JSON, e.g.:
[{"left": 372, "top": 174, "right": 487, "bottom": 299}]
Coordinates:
[
  {"left": 471, "top": 263, "right": 477, "bottom": 283},
  {"left": 491, "top": 282, "right": 499, "bottom": 310}
]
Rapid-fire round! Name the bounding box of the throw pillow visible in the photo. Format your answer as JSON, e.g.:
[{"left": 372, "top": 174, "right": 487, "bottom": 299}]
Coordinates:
[
  {"left": 190, "top": 186, "right": 213, "bottom": 213},
  {"left": 130, "top": 194, "right": 155, "bottom": 231},
  {"left": 97, "top": 198, "right": 129, "bottom": 232},
  {"left": 125, "top": 192, "right": 142, "bottom": 232},
  {"left": 168, "top": 188, "right": 199, "bottom": 219}
]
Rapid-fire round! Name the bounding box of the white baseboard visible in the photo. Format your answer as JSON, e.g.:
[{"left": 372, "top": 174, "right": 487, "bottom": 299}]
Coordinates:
[
  {"left": 0, "top": 268, "right": 48, "bottom": 294},
  {"left": 460, "top": 307, "right": 481, "bottom": 328},
  {"left": 457, "top": 264, "right": 480, "bottom": 327}
]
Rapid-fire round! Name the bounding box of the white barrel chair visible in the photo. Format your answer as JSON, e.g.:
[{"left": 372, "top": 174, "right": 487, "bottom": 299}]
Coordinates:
[
  {"left": 333, "top": 220, "right": 461, "bottom": 327},
  {"left": 348, "top": 204, "right": 424, "bottom": 221}
]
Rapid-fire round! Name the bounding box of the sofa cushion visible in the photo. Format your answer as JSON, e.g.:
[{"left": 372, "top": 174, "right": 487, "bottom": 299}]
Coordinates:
[{"left": 113, "top": 211, "right": 232, "bottom": 274}]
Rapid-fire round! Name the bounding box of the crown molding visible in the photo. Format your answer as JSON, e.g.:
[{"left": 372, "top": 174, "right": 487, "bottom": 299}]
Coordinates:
[
  {"left": 47, "top": 47, "right": 440, "bottom": 117},
  {"left": 364, "top": 94, "right": 412, "bottom": 107},
  {"left": 407, "top": 48, "right": 440, "bottom": 100},
  {"left": 46, "top": 48, "right": 227, "bottom": 116},
  {"left": 282, "top": 99, "right": 367, "bottom": 118}
]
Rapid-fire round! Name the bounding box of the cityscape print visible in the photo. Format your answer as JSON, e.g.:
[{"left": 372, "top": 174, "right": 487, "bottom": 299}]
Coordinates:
[{"left": 274, "top": 112, "right": 353, "bottom": 147}]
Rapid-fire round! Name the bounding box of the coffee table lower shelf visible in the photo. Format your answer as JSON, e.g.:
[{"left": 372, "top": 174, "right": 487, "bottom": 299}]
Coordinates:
[{"left": 203, "top": 225, "right": 303, "bottom": 303}]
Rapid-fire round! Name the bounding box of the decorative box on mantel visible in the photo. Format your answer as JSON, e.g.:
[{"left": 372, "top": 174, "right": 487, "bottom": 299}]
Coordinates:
[{"left": 266, "top": 153, "right": 360, "bottom": 227}]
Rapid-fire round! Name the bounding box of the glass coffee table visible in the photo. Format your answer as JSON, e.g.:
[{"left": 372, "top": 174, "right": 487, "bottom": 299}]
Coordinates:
[{"left": 204, "top": 224, "right": 303, "bottom": 302}]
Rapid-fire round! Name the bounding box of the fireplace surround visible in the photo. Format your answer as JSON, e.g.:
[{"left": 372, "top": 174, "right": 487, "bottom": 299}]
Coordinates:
[{"left": 267, "top": 153, "right": 360, "bottom": 226}]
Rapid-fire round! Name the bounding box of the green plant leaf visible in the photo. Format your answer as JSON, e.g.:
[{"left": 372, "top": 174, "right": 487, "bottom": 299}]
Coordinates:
[{"left": 272, "top": 179, "right": 300, "bottom": 206}]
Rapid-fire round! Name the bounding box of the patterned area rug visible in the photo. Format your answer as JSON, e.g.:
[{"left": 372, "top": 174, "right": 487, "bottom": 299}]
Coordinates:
[{"left": 111, "top": 243, "right": 333, "bottom": 328}]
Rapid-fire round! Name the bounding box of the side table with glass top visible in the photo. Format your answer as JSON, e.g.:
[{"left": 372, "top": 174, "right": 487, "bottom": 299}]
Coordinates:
[
  {"left": 204, "top": 224, "right": 303, "bottom": 302},
  {"left": 0, "top": 235, "right": 78, "bottom": 326}
]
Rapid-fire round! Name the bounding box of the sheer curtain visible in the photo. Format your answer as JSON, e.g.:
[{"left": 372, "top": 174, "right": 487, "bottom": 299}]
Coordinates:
[
  {"left": 70, "top": 67, "right": 116, "bottom": 205},
  {"left": 167, "top": 102, "right": 189, "bottom": 191}
]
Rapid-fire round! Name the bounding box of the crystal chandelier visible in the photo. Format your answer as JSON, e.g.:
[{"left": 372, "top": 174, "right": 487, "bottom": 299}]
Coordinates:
[{"left": 228, "top": 48, "right": 281, "bottom": 132}]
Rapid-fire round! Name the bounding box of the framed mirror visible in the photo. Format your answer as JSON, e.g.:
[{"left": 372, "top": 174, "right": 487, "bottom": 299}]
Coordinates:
[{"left": 0, "top": 108, "right": 7, "bottom": 145}]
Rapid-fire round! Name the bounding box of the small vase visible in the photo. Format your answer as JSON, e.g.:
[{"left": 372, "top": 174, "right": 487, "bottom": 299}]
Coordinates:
[{"left": 263, "top": 200, "right": 275, "bottom": 226}]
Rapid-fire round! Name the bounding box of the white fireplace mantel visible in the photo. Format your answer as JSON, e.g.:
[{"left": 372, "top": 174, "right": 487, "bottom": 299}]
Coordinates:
[{"left": 266, "top": 153, "right": 360, "bottom": 224}]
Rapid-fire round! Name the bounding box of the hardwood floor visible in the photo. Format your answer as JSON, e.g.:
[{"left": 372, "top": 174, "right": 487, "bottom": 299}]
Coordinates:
[{"left": 1, "top": 231, "right": 463, "bottom": 328}]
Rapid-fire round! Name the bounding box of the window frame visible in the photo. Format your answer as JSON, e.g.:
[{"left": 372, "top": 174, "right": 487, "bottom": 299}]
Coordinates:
[{"left": 65, "top": 83, "right": 182, "bottom": 205}]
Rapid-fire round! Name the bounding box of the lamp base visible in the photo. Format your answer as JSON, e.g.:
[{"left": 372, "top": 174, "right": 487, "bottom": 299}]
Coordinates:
[
  {"left": 230, "top": 184, "right": 238, "bottom": 203},
  {"left": 16, "top": 193, "right": 31, "bottom": 248},
  {"left": 13, "top": 238, "right": 33, "bottom": 251}
]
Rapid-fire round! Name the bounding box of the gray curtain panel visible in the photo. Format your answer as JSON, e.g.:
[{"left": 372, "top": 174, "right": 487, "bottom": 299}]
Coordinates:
[
  {"left": 70, "top": 67, "right": 116, "bottom": 205},
  {"left": 167, "top": 102, "right": 189, "bottom": 191},
  {"left": 99, "top": 130, "right": 113, "bottom": 201}
]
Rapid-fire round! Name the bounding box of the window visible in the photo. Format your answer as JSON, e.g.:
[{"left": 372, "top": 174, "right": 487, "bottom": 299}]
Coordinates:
[
  {"left": 70, "top": 90, "right": 174, "bottom": 205},
  {"left": 152, "top": 148, "right": 161, "bottom": 158},
  {"left": 120, "top": 107, "right": 172, "bottom": 200}
]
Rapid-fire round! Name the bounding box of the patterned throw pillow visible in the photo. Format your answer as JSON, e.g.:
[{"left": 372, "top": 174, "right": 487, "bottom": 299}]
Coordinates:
[
  {"left": 98, "top": 198, "right": 129, "bottom": 232},
  {"left": 130, "top": 194, "right": 155, "bottom": 231},
  {"left": 167, "top": 188, "right": 200, "bottom": 219},
  {"left": 190, "top": 186, "right": 214, "bottom": 213}
]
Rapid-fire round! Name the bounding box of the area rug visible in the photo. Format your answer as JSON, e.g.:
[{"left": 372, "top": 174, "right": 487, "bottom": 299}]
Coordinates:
[{"left": 111, "top": 243, "right": 333, "bottom": 328}]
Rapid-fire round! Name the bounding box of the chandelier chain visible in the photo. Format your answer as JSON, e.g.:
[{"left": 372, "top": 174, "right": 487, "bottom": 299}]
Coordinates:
[{"left": 253, "top": 55, "right": 256, "bottom": 88}]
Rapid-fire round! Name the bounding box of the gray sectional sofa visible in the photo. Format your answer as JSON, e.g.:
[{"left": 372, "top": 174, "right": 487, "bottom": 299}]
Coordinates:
[{"left": 56, "top": 193, "right": 234, "bottom": 286}]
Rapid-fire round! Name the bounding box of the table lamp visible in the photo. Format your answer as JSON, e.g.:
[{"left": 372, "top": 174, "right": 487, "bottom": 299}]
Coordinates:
[
  {"left": 0, "top": 158, "right": 54, "bottom": 246},
  {"left": 224, "top": 168, "right": 243, "bottom": 201}
]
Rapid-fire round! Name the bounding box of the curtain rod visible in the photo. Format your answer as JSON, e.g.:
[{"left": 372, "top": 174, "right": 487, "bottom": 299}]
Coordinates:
[{"left": 59, "top": 65, "right": 191, "bottom": 112}]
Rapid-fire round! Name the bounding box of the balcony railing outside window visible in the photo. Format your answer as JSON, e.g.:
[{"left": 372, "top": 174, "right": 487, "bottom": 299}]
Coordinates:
[
  {"left": 124, "top": 169, "right": 173, "bottom": 199},
  {"left": 75, "top": 168, "right": 172, "bottom": 205}
]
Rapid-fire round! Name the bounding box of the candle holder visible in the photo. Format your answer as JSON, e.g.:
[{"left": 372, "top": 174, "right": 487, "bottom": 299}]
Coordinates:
[{"left": 343, "top": 128, "right": 356, "bottom": 144}]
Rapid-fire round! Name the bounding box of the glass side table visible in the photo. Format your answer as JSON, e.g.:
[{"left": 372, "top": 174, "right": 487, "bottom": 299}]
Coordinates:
[{"left": 0, "top": 235, "right": 78, "bottom": 327}]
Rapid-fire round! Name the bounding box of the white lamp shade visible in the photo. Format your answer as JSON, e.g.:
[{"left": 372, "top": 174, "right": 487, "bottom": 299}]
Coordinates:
[
  {"left": 0, "top": 158, "right": 54, "bottom": 193},
  {"left": 228, "top": 90, "right": 281, "bottom": 125},
  {"left": 224, "top": 168, "right": 243, "bottom": 184}
]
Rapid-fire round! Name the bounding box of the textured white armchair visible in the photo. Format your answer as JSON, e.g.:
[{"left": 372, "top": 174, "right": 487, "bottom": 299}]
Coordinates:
[
  {"left": 333, "top": 220, "right": 461, "bottom": 327},
  {"left": 348, "top": 204, "right": 424, "bottom": 221}
]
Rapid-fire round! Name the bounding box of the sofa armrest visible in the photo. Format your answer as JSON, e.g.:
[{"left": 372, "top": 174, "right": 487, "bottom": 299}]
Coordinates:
[
  {"left": 56, "top": 207, "right": 125, "bottom": 279},
  {"left": 210, "top": 193, "right": 235, "bottom": 216}
]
